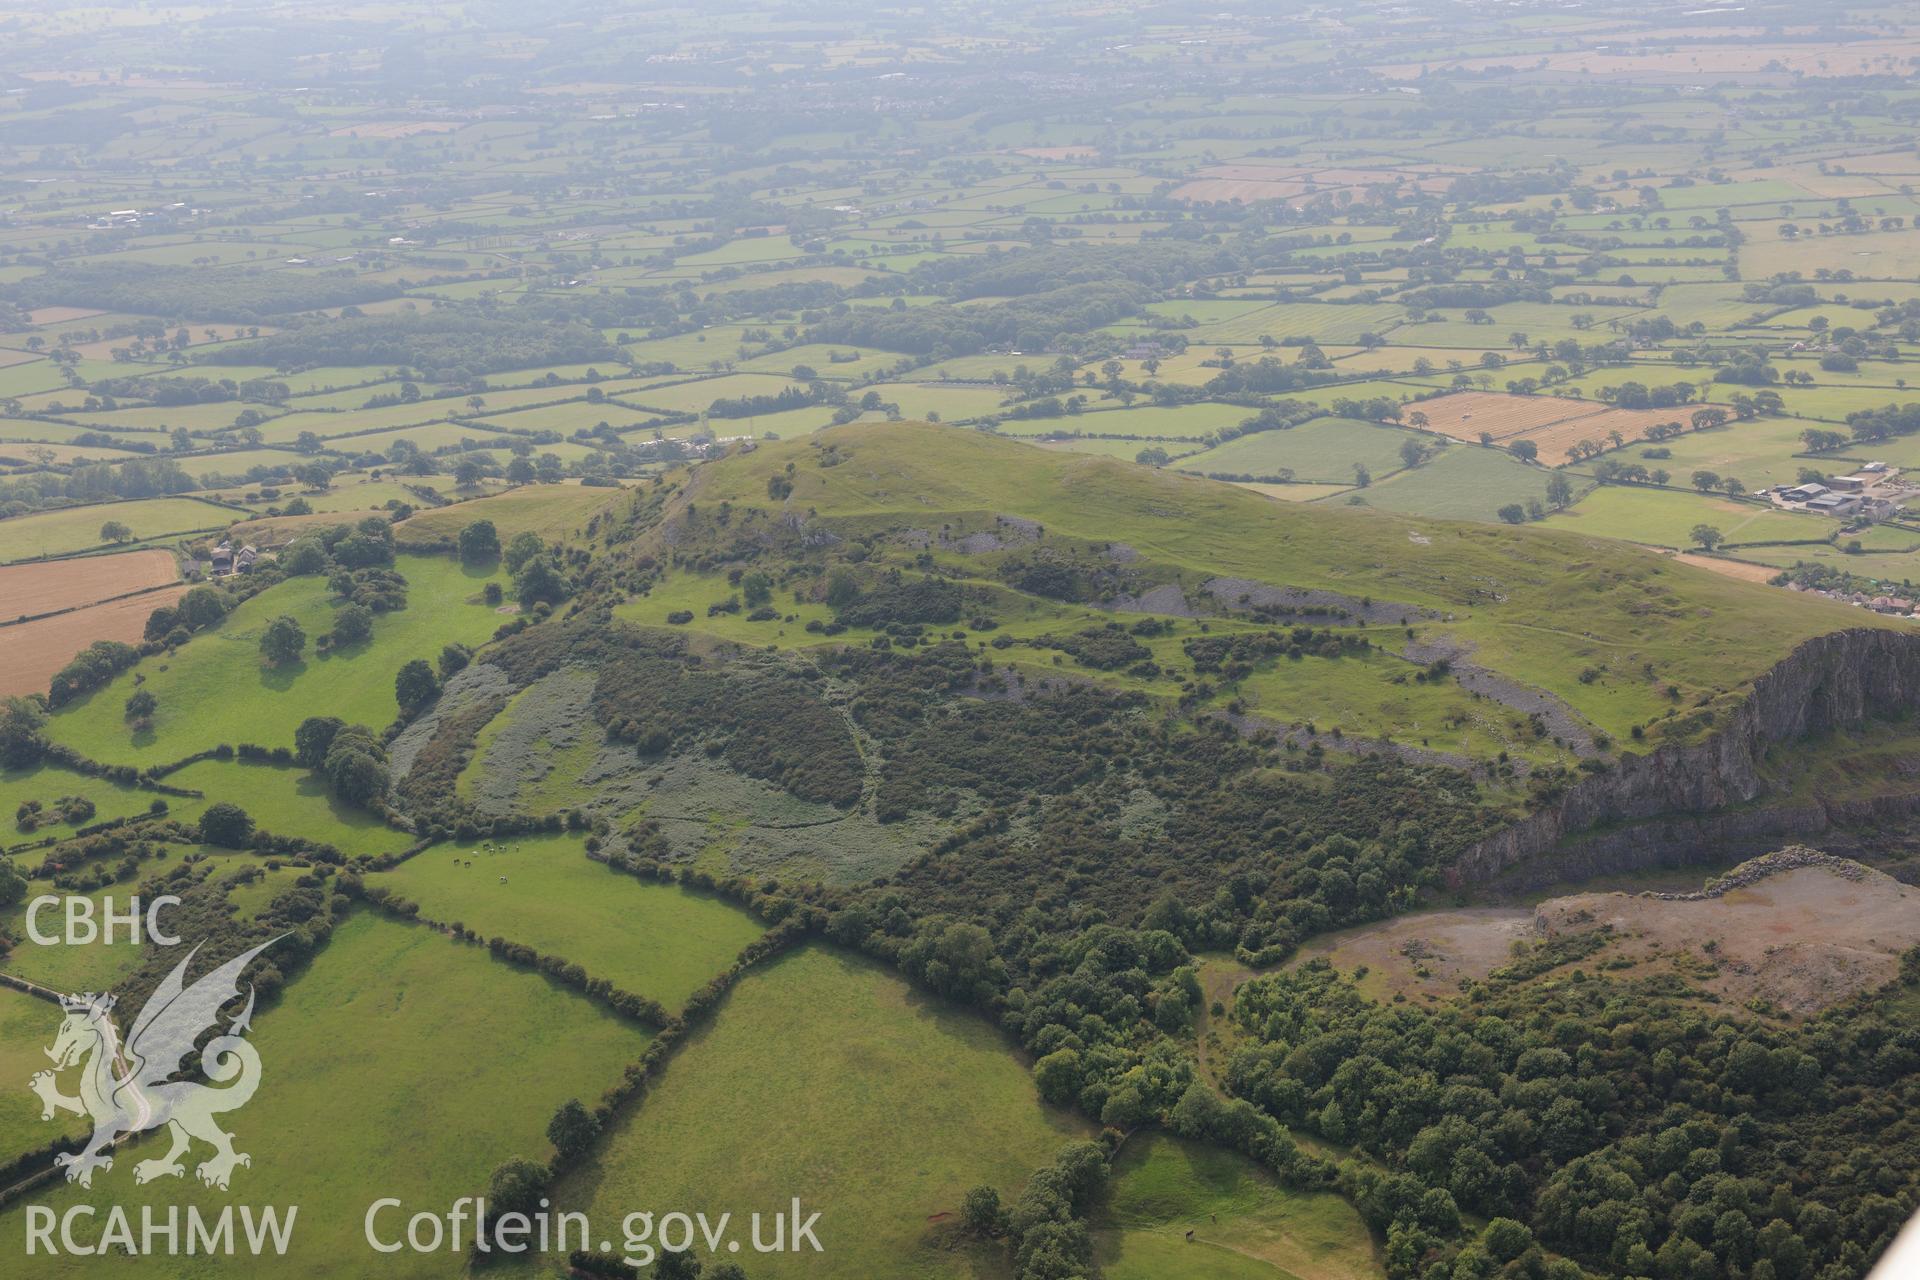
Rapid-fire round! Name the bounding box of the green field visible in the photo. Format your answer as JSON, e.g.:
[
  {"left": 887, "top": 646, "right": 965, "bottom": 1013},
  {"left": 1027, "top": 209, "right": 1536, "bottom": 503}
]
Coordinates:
[
  {"left": 46, "top": 554, "right": 508, "bottom": 767},
  {"left": 185, "top": 448, "right": 309, "bottom": 482},
  {"left": 206, "top": 477, "right": 429, "bottom": 516},
  {"left": 1175, "top": 419, "right": 1428, "bottom": 484},
  {"left": 1626, "top": 419, "right": 1831, "bottom": 491},
  {"left": 0, "top": 875, "right": 152, "bottom": 995},
  {"left": 164, "top": 758, "right": 415, "bottom": 857},
  {"left": 623, "top": 373, "right": 808, "bottom": 415},
  {"left": 1234, "top": 645, "right": 1565, "bottom": 764},
  {"left": 620, "top": 563, "right": 1133, "bottom": 659},
  {"left": 999, "top": 402, "right": 1252, "bottom": 441},
  {"left": 0, "top": 760, "right": 164, "bottom": 841},
  {"left": 538, "top": 947, "right": 1091, "bottom": 1278},
  {"left": 1344, "top": 446, "right": 1571, "bottom": 523},
  {"left": 0, "top": 420, "right": 166, "bottom": 447},
  {"left": 375, "top": 832, "right": 766, "bottom": 1009},
  {"left": 1539, "top": 486, "right": 1833, "bottom": 550},
  {"left": 396, "top": 485, "right": 624, "bottom": 545},
  {"left": 736, "top": 345, "right": 910, "bottom": 381},
  {"left": 0, "top": 985, "right": 86, "bottom": 1165},
  {"left": 860, "top": 382, "right": 1011, "bottom": 422},
  {"left": 475, "top": 403, "right": 659, "bottom": 434},
  {"left": 1095, "top": 1134, "right": 1382, "bottom": 1280},
  {"left": 0, "top": 910, "right": 652, "bottom": 1279},
  {"left": 223, "top": 862, "right": 314, "bottom": 919},
  {"left": 1038, "top": 436, "right": 1205, "bottom": 462},
  {"left": 295, "top": 420, "right": 496, "bottom": 451},
  {"left": 0, "top": 498, "right": 235, "bottom": 561},
  {"left": 1732, "top": 540, "right": 1920, "bottom": 582}
]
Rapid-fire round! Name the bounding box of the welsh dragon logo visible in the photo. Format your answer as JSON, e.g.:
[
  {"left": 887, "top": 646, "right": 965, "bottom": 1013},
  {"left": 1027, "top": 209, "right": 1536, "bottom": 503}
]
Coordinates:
[{"left": 29, "top": 937, "right": 280, "bottom": 1190}]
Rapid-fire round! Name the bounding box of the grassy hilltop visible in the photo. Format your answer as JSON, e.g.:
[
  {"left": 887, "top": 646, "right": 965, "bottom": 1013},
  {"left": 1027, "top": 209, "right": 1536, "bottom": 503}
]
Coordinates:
[{"left": 670, "top": 422, "right": 1881, "bottom": 747}]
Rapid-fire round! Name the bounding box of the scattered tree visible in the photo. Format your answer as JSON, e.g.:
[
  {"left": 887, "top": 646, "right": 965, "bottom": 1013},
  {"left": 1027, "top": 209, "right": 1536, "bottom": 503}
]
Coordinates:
[
  {"left": 503, "top": 531, "right": 544, "bottom": 574},
  {"left": 515, "top": 558, "right": 568, "bottom": 607},
  {"left": 198, "top": 801, "right": 254, "bottom": 848},
  {"left": 395, "top": 659, "right": 440, "bottom": 715},
  {"left": 259, "top": 615, "right": 306, "bottom": 667},
  {"left": 330, "top": 603, "right": 374, "bottom": 647},
  {"left": 546, "top": 1099, "right": 601, "bottom": 1164},
  {"left": 0, "top": 697, "right": 46, "bottom": 770},
  {"left": 294, "top": 716, "right": 344, "bottom": 768},
  {"left": 458, "top": 519, "right": 501, "bottom": 563}
]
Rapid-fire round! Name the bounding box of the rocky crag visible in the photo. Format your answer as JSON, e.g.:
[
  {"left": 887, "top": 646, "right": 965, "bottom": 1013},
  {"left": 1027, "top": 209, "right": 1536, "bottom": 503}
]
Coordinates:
[{"left": 1460, "top": 628, "right": 1920, "bottom": 887}]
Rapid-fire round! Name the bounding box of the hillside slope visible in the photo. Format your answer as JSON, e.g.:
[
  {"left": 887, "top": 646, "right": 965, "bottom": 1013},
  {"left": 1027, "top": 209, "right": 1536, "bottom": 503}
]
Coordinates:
[{"left": 675, "top": 422, "right": 1891, "bottom": 747}]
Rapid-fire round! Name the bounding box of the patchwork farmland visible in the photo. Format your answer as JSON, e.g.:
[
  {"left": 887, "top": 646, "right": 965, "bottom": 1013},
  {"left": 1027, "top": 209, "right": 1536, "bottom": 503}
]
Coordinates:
[{"left": 0, "top": 2, "right": 1916, "bottom": 1279}]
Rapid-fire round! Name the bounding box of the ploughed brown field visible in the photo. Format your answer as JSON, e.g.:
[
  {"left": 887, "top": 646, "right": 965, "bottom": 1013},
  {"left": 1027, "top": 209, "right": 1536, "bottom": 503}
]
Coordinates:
[
  {"left": 1414, "top": 390, "right": 1608, "bottom": 440},
  {"left": 1411, "top": 391, "right": 1724, "bottom": 463},
  {"left": 0, "top": 548, "right": 178, "bottom": 618},
  {"left": 0, "top": 549, "right": 183, "bottom": 697},
  {"left": 1520, "top": 406, "right": 1708, "bottom": 465}
]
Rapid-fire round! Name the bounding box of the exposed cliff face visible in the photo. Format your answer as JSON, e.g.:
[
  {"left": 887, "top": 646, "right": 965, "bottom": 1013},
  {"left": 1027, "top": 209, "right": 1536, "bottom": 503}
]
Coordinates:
[{"left": 1460, "top": 628, "right": 1920, "bottom": 885}]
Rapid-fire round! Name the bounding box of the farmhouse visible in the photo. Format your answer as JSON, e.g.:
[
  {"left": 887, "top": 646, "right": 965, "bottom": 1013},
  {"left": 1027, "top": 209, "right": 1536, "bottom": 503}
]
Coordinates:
[{"left": 207, "top": 542, "right": 259, "bottom": 576}]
